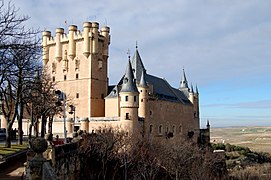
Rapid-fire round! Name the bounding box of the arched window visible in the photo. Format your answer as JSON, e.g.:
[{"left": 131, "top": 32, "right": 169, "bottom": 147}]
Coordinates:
[
  {"left": 150, "top": 125, "right": 153, "bottom": 134},
  {"left": 159, "top": 125, "right": 163, "bottom": 134}
]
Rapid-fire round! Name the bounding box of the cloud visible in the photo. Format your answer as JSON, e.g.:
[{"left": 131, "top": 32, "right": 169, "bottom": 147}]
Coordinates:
[{"left": 202, "top": 100, "right": 271, "bottom": 109}]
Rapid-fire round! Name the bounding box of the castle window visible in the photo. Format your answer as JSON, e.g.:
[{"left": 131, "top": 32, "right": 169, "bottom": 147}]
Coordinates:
[
  {"left": 125, "top": 96, "right": 128, "bottom": 101},
  {"left": 150, "top": 111, "right": 152, "bottom": 115},
  {"left": 76, "top": 73, "right": 79, "bottom": 79},
  {"left": 75, "top": 57, "right": 80, "bottom": 70},
  {"left": 98, "top": 59, "right": 103, "bottom": 69},
  {"left": 146, "top": 90, "right": 147, "bottom": 93},
  {"left": 76, "top": 93, "right": 79, "bottom": 99},
  {"left": 140, "top": 90, "right": 142, "bottom": 92},
  {"left": 52, "top": 76, "right": 55, "bottom": 82},
  {"left": 159, "top": 125, "right": 163, "bottom": 134},
  {"left": 134, "top": 96, "right": 136, "bottom": 102},
  {"left": 52, "top": 62, "right": 56, "bottom": 73},
  {"left": 64, "top": 75, "right": 67, "bottom": 81},
  {"left": 150, "top": 125, "right": 153, "bottom": 134},
  {"left": 125, "top": 113, "right": 129, "bottom": 120},
  {"left": 141, "top": 99, "right": 143, "bottom": 102}
]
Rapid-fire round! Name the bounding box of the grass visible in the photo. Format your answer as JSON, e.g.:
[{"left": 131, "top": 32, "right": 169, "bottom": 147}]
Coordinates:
[
  {"left": 0, "top": 144, "right": 28, "bottom": 157},
  {"left": 211, "top": 126, "right": 271, "bottom": 153}
]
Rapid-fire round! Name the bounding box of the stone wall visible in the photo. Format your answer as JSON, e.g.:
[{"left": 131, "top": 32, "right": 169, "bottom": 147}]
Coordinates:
[{"left": 52, "top": 142, "right": 81, "bottom": 180}]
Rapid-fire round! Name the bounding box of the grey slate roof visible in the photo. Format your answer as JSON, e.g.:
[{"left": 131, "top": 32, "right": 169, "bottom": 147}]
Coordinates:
[
  {"left": 106, "top": 49, "right": 192, "bottom": 105},
  {"left": 179, "top": 69, "right": 189, "bottom": 89},
  {"left": 106, "top": 85, "right": 121, "bottom": 98},
  {"left": 131, "top": 49, "right": 146, "bottom": 82},
  {"left": 120, "top": 60, "right": 138, "bottom": 93},
  {"left": 145, "top": 74, "right": 191, "bottom": 104},
  {"left": 139, "top": 71, "right": 148, "bottom": 88}
]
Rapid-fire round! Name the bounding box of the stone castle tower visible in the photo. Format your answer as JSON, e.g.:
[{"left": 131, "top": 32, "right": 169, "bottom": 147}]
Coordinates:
[{"left": 42, "top": 22, "right": 110, "bottom": 120}]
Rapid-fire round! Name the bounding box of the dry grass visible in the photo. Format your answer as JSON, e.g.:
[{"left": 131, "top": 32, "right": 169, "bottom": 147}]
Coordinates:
[
  {"left": 211, "top": 126, "right": 271, "bottom": 153},
  {"left": 0, "top": 144, "right": 28, "bottom": 156}
]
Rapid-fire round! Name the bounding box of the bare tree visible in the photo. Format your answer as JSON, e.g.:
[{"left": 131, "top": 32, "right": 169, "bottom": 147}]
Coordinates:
[
  {"left": 29, "top": 67, "right": 61, "bottom": 138},
  {"left": 0, "top": 1, "right": 40, "bottom": 147}
]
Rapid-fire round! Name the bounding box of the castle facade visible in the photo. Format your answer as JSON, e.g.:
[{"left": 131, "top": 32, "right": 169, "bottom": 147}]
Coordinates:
[{"left": 9, "top": 22, "right": 209, "bottom": 143}]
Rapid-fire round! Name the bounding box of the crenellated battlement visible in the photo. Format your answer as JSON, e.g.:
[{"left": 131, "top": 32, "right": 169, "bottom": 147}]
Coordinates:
[{"left": 42, "top": 22, "right": 110, "bottom": 64}]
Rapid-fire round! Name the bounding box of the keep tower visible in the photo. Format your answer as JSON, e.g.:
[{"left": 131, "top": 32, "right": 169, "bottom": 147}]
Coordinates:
[{"left": 42, "top": 22, "right": 110, "bottom": 120}]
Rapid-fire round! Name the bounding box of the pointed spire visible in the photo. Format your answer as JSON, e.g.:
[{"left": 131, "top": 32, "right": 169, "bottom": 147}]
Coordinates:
[
  {"left": 131, "top": 47, "right": 146, "bottom": 82},
  {"left": 195, "top": 84, "right": 199, "bottom": 95},
  {"left": 190, "top": 83, "right": 194, "bottom": 93},
  {"left": 120, "top": 60, "right": 138, "bottom": 93},
  {"left": 179, "top": 68, "right": 189, "bottom": 89},
  {"left": 207, "top": 120, "right": 210, "bottom": 129},
  {"left": 139, "top": 71, "right": 148, "bottom": 88}
]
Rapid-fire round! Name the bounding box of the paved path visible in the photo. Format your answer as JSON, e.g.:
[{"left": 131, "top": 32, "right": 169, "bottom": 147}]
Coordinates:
[{"left": 0, "top": 155, "right": 25, "bottom": 179}]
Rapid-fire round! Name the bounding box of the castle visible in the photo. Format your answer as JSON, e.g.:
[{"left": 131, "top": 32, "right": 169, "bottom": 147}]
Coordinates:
[{"left": 10, "top": 22, "right": 209, "bottom": 143}]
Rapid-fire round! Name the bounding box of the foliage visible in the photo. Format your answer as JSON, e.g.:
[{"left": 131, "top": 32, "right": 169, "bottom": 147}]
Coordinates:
[
  {"left": 78, "top": 131, "right": 228, "bottom": 180},
  {"left": 212, "top": 143, "right": 271, "bottom": 179},
  {"left": 229, "top": 163, "right": 271, "bottom": 180}
]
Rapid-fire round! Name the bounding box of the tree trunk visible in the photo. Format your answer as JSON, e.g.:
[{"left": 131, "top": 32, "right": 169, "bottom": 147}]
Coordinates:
[
  {"left": 5, "top": 128, "right": 11, "bottom": 148},
  {"left": 17, "top": 103, "right": 23, "bottom": 145},
  {"left": 48, "top": 115, "right": 53, "bottom": 134},
  {"left": 41, "top": 115, "right": 47, "bottom": 137},
  {"left": 34, "top": 117, "right": 39, "bottom": 137},
  {"left": 28, "top": 123, "right": 32, "bottom": 140}
]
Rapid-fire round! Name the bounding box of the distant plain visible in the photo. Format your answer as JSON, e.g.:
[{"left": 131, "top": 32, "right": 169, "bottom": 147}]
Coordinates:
[{"left": 211, "top": 126, "right": 271, "bottom": 153}]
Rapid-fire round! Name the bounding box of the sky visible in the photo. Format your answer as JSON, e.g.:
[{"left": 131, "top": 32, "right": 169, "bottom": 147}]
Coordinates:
[{"left": 11, "top": 0, "right": 271, "bottom": 127}]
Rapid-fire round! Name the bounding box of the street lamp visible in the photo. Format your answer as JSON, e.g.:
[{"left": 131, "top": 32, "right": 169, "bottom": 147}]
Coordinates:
[
  {"left": 55, "top": 90, "right": 67, "bottom": 143},
  {"left": 69, "top": 105, "right": 76, "bottom": 132}
]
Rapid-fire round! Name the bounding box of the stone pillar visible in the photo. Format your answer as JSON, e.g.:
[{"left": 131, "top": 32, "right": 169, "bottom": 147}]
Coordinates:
[
  {"left": 66, "top": 118, "right": 73, "bottom": 134},
  {"left": 80, "top": 118, "right": 89, "bottom": 132},
  {"left": 28, "top": 137, "right": 48, "bottom": 180}
]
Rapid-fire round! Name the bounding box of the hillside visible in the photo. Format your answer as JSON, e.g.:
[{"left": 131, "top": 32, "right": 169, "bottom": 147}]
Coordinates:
[{"left": 211, "top": 126, "right": 271, "bottom": 153}]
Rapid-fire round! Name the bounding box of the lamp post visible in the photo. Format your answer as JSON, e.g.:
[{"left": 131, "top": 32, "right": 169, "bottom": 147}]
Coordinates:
[
  {"left": 55, "top": 90, "right": 67, "bottom": 143},
  {"left": 69, "top": 105, "right": 76, "bottom": 132}
]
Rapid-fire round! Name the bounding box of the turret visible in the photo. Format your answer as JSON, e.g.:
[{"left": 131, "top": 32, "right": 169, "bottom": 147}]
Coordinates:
[
  {"left": 42, "top": 31, "right": 51, "bottom": 65},
  {"left": 207, "top": 120, "right": 210, "bottom": 130},
  {"left": 179, "top": 68, "right": 190, "bottom": 97},
  {"left": 188, "top": 83, "right": 194, "bottom": 104},
  {"left": 68, "top": 25, "right": 77, "bottom": 60},
  {"left": 91, "top": 22, "right": 99, "bottom": 54},
  {"left": 194, "top": 85, "right": 200, "bottom": 129},
  {"left": 55, "top": 28, "right": 64, "bottom": 62},
  {"left": 119, "top": 59, "right": 139, "bottom": 133},
  {"left": 195, "top": 85, "right": 199, "bottom": 98},
  {"left": 83, "top": 22, "right": 92, "bottom": 58},
  {"left": 179, "top": 68, "right": 189, "bottom": 89},
  {"left": 101, "top": 26, "right": 110, "bottom": 57},
  {"left": 138, "top": 71, "right": 148, "bottom": 118}
]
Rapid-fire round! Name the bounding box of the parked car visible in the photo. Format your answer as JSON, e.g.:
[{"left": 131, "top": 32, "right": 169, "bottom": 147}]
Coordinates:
[{"left": 0, "top": 128, "right": 6, "bottom": 140}]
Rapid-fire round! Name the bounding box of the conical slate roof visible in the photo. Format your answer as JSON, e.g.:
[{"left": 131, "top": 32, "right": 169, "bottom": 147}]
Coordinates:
[
  {"left": 179, "top": 68, "right": 189, "bottom": 89},
  {"left": 139, "top": 71, "right": 148, "bottom": 88},
  {"left": 120, "top": 60, "right": 138, "bottom": 93},
  {"left": 131, "top": 49, "right": 146, "bottom": 82}
]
